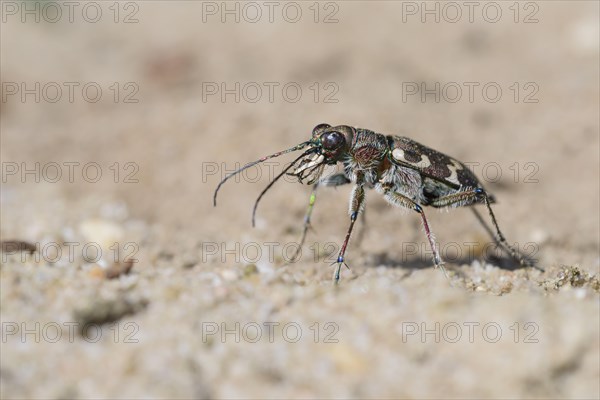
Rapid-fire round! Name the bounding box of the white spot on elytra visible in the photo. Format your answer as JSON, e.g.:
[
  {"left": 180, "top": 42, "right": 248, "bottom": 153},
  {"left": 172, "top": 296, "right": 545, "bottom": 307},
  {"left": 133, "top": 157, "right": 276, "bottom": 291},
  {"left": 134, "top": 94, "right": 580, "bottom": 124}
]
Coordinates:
[
  {"left": 392, "top": 148, "right": 404, "bottom": 161},
  {"left": 447, "top": 159, "right": 462, "bottom": 185},
  {"left": 415, "top": 155, "right": 431, "bottom": 168},
  {"left": 392, "top": 148, "right": 431, "bottom": 169}
]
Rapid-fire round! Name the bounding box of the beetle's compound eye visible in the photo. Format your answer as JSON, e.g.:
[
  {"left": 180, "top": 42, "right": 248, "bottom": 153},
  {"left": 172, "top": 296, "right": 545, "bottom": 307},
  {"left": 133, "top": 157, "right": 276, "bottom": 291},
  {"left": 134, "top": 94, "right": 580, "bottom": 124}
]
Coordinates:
[
  {"left": 321, "top": 131, "right": 345, "bottom": 151},
  {"left": 312, "top": 123, "right": 331, "bottom": 136}
]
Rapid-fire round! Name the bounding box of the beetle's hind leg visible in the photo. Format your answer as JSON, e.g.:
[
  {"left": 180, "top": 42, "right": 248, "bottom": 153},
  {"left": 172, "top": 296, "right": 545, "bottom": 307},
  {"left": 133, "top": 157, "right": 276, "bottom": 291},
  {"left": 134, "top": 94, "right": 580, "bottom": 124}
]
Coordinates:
[
  {"left": 430, "top": 188, "right": 540, "bottom": 270},
  {"left": 473, "top": 197, "right": 541, "bottom": 270}
]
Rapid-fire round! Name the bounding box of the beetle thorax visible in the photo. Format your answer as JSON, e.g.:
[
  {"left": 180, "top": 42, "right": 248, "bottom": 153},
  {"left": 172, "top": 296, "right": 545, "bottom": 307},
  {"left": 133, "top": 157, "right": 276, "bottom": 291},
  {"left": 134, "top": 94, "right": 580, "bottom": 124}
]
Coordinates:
[{"left": 343, "top": 129, "right": 388, "bottom": 184}]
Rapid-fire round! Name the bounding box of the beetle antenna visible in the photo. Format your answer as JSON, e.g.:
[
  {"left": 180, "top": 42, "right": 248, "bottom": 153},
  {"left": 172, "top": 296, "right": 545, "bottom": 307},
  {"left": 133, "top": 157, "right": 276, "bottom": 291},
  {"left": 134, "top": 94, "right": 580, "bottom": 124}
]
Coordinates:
[
  {"left": 252, "top": 148, "right": 317, "bottom": 227},
  {"left": 213, "top": 141, "right": 311, "bottom": 206}
]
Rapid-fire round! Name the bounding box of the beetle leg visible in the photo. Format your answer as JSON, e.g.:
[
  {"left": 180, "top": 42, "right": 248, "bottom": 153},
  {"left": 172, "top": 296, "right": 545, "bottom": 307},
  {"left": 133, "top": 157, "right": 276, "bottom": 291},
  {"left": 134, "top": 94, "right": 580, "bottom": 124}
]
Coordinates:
[
  {"left": 290, "top": 183, "right": 319, "bottom": 263},
  {"left": 291, "top": 174, "right": 351, "bottom": 263},
  {"left": 333, "top": 184, "right": 365, "bottom": 284},
  {"left": 430, "top": 188, "right": 540, "bottom": 270},
  {"left": 354, "top": 208, "right": 368, "bottom": 248},
  {"left": 427, "top": 188, "right": 481, "bottom": 208},
  {"left": 381, "top": 185, "right": 447, "bottom": 277}
]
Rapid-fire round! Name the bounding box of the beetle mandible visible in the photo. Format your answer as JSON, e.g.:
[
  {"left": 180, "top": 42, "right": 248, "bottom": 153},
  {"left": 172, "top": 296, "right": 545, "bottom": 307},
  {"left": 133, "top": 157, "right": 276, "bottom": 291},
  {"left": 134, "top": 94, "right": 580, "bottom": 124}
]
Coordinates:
[{"left": 213, "top": 123, "right": 538, "bottom": 283}]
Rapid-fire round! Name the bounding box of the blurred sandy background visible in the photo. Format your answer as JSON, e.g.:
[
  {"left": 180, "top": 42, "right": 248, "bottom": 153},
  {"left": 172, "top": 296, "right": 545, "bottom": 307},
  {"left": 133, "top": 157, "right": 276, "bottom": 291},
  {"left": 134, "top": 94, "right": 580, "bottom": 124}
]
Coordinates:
[{"left": 1, "top": 1, "right": 599, "bottom": 399}]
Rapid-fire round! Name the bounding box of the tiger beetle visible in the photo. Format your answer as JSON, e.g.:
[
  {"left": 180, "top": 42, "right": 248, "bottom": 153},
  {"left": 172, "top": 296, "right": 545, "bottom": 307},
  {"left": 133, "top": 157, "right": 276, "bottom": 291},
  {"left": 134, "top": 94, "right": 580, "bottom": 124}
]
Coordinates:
[{"left": 213, "top": 124, "right": 540, "bottom": 283}]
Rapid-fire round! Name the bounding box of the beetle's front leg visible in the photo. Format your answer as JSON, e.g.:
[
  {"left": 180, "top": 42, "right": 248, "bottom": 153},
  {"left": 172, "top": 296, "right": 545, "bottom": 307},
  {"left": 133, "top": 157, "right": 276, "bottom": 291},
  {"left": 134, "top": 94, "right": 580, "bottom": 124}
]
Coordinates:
[
  {"left": 381, "top": 185, "right": 447, "bottom": 277},
  {"left": 291, "top": 174, "right": 351, "bottom": 263},
  {"left": 333, "top": 184, "right": 365, "bottom": 284}
]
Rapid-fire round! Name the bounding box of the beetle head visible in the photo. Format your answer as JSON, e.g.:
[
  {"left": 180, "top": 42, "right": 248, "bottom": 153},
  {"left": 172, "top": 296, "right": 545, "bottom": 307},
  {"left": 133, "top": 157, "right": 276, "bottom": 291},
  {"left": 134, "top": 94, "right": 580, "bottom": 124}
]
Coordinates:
[
  {"left": 310, "top": 123, "right": 354, "bottom": 164},
  {"left": 213, "top": 123, "right": 354, "bottom": 226},
  {"left": 289, "top": 124, "right": 354, "bottom": 184}
]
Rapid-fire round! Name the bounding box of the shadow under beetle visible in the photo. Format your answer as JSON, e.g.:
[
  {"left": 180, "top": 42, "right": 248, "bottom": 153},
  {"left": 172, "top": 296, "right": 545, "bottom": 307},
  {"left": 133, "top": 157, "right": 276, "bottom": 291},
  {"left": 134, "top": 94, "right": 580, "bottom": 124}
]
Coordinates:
[{"left": 214, "top": 123, "right": 540, "bottom": 283}]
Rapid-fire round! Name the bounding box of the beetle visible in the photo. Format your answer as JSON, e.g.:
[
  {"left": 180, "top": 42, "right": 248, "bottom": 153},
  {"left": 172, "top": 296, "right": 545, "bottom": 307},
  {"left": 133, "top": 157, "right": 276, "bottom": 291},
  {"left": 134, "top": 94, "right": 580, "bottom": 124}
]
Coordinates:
[{"left": 213, "top": 123, "right": 538, "bottom": 283}]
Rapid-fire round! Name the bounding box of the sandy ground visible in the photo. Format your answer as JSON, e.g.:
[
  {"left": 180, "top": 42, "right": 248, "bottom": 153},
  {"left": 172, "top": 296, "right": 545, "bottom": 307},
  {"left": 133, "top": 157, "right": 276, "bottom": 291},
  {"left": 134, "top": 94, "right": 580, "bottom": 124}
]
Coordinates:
[{"left": 1, "top": 1, "right": 599, "bottom": 399}]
